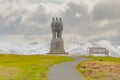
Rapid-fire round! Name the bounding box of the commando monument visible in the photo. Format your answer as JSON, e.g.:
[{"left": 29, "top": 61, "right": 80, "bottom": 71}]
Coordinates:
[{"left": 48, "top": 17, "right": 67, "bottom": 54}]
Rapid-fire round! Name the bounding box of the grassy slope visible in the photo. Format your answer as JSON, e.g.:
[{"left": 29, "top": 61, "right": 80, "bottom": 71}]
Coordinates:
[
  {"left": 0, "top": 54, "right": 74, "bottom": 80},
  {"left": 77, "top": 56, "right": 120, "bottom": 80}
]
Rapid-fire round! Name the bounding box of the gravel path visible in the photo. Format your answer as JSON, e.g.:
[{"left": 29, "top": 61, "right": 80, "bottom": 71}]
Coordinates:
[{"left": 48, "top": 57, "right": 88, "bottom": 80}]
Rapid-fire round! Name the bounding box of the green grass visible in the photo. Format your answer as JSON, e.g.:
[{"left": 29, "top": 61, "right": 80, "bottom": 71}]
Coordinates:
[
  {"left": 77, "top": 56, "right": 120, "bottom": 80},
  {"left": 0, "top": 54, "right": 74, "bottom": 80}
]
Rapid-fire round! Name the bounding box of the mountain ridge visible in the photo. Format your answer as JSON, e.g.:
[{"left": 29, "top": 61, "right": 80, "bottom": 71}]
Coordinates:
[{"left": 0, "top": 40, "right": 119, "bottom": 57}]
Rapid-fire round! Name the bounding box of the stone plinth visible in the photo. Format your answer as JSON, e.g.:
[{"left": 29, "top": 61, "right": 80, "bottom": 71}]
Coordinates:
[{"left": 48, "top": 38, "right": 67, "bottom": 54}]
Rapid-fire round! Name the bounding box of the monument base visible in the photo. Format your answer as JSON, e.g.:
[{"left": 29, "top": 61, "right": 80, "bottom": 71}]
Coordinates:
[
  {"left": 48, "top": 38, "right": 68, "bottom": 54},
  {"left": 48, "top": 52, "right": 68, "bottom": 54}
]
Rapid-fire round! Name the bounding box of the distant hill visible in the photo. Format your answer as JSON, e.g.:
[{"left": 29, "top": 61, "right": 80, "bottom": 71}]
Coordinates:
[{"left": 0, "top": 40, "right": 120, "bottom": 57}]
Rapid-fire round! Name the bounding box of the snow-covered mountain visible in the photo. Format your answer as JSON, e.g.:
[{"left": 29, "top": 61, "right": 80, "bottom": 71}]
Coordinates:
[
  {"left": 67, "top": 40, "right": 120, "bottom": 57},
  {"left": 0, "top": 40, "right": 120, "bottom": 57},
  {"left": 0, "top": 41, "right": 50, "bottom": 54}
]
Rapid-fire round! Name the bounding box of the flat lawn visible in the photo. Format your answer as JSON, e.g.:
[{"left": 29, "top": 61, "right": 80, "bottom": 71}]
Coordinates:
[
  {"left": 77, "top": 56, "right": 120, "bottom": 80},
  {"left": 0, "top": 54, "right": 74, "bottom": 80}
]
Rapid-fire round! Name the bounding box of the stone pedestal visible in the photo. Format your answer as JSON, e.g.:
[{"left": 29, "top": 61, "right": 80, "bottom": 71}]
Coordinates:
[{"left": 48, "top": 38, "right": 67, "bottom": 54}]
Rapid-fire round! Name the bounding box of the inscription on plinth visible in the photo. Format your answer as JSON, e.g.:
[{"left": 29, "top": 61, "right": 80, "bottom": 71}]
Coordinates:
[{"left": 50, "top": 38, "right": 65, "bottom": 54}]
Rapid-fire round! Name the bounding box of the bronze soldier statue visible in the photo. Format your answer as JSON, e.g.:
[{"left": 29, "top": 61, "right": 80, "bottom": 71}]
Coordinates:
[{"left": 51, "top": 17, "right": 63, "bottom": 39}]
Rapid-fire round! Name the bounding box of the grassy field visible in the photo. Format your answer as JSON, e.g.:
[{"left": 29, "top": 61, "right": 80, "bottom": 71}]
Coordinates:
[
  {"left": 0, "top": 54, "right": 74, "bottom": 80},
  {"left": 77, "top": 56, "right": 120, "bottom": 80}
]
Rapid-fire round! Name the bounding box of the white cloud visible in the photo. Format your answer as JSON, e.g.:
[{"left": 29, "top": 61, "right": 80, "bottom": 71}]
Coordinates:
[
  {"left": 0, "top": 0, "right": 120, "bottom": 44},
  {"left": 75, "top": 13, "right": 82, "bottom": 18}
]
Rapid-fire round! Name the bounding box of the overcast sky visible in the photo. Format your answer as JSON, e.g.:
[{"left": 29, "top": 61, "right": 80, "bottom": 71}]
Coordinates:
[{"left": 0, "top": 0, "right": 120, "bottom": 45}]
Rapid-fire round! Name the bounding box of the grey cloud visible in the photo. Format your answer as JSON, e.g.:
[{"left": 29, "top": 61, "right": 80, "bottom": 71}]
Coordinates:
[
  {"left": 0, "top": 3, "right": 51, "bottom": 36},
  {"left": 0, "top": 0, "right": 120, "bottom": 45},
  {"left": 93, "top": 0, "right": 120, "bottom": 20},
  {"left": 27, "top": 0, "right": 64, "bottom": 4},
  {"left": 62, "top": 2, "right": 89, "bottom": 32},
  {"left": 0, "top": 15, "right": 50, "bottom": 36},
  {"left": 0, "top": 0, "right": 64, "bottom": 4},
  {"left": 62, "top": 1, "right": 120, "bottom": 45},
  {"left": 0, "top": 16, "right": 24, "bottom": 35},
  {"left": 111, "top": 36, "right": 120, "bottom": 45},
  {"left": 28, "top": 5, "right": 50, "bottom": 25},
  {"left": 62, "top": 2, "right": 101, "bottom": 37}
]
